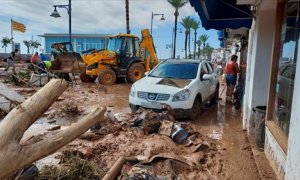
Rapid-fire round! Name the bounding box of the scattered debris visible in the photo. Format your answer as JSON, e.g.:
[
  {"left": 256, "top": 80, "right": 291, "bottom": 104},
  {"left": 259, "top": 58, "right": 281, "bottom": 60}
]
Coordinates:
[
  {"left": 79, "top": 132, "right": 102, "bottom": 141},
  {"left": 62, "top": 101, "right": 79, "bottom": 114},
  {"left": 171, "top": 123, "right": 189, "bottom": 144},
  {"left": 47, "top": 125, "right": 61, "bottom": 131},
  {"left": 159, "top": 120, "right": 174, "bottom": 137},
  {"left": 38, "top": 153, "right": 105, "bottom": 180}
]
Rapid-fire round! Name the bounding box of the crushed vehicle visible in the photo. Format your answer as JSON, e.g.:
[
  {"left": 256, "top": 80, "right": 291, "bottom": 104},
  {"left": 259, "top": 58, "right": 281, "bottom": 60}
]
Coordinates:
[
  {"left": 129, "top": 59, "right": 220, "bottom": 120},
  {"left": 80, "top": 29, "right": 159, "bottom": 85}
]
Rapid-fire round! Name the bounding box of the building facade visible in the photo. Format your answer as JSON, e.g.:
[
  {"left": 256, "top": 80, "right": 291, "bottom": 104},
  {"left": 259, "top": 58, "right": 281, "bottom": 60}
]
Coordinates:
[
  {"left": 190, "top": 0, "right": 300, "bottom": 179},
  {"left": 40, "top": 33, "right": 108, "bottom": 54}
]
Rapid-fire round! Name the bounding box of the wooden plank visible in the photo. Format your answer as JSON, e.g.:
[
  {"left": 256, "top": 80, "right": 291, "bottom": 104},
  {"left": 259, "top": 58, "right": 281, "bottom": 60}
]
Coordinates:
[{"left": 0, "top": 82, "right": 25, "bottom": 103}]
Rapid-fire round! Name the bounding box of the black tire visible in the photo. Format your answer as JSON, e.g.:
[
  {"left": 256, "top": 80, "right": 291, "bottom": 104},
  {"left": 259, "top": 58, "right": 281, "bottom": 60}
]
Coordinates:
[
  {"left": 98, "top": 69, "right": 116, "bottom": 85},
  {"left": 190, "top": 97, "right": 202, "bottom": 121},
  {"left": 211, "top": 84, "right": 220, "bottom": 104},
  {"left": 80, "top": 72, "right": 97, "bottom": 82},
  {"left": 127, "top": 63, "right": 145, "bottom": 83}
]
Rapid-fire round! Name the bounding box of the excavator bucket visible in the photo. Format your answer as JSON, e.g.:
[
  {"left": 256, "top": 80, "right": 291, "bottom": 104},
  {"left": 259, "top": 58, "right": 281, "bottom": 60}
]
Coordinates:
[{"left": 48, "top": 42, "right": 86, "bottom": 73}]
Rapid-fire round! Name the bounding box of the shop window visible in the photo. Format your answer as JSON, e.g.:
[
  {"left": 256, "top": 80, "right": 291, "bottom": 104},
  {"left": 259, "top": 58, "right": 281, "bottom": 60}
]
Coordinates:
[{"left": 273, "top": 0, "right": 299, "bottom": 137}]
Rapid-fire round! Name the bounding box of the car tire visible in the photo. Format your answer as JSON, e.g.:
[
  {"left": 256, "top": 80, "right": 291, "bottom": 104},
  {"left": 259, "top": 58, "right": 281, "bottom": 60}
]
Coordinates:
[
  {"left": 211, "top": 84, "right": 220, "bottom": 104},
  {"left": 191, "top": 97, "right": 202, "bottom": 121}
]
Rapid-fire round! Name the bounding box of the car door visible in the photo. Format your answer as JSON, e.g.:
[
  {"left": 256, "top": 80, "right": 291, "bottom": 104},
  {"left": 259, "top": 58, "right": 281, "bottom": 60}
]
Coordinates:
[
  {"left": 199, "top": 62, "right": 210, "bottom": 100},
  {"left": 206, "top": 62, "right": 217, "bottom": 96}
]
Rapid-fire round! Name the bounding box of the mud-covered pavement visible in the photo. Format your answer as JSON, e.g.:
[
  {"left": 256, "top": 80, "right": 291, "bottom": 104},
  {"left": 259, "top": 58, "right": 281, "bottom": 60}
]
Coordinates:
[{"left": 9, "top": 79, "right": 260, "bottom": 179}]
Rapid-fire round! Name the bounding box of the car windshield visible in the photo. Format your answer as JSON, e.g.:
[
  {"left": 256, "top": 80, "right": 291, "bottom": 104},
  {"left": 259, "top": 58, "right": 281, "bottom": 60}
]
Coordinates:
[
  {"left": 107, "top": 37, "right": 123, "bottom": 52},
  {"left": 149, "top": 62, "right": 199, "bottom": 79}
]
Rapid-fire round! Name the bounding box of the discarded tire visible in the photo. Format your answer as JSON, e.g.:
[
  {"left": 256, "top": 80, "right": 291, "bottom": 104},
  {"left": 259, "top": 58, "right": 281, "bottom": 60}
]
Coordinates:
[{"left": 253, "top": 106, "right": 266, "bottom": 150}]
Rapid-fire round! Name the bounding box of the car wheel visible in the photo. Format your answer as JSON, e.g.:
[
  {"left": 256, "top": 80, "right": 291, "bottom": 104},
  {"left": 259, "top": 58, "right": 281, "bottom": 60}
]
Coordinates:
[
  {"left": 191, "top": 97, "right": 202, "bottom": 121},
  {"left": 211, "top": 84, "right": 220, "bottom": 104}
]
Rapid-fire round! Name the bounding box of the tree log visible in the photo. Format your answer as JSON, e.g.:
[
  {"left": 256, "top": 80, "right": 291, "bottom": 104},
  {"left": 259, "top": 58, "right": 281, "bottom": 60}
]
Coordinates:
[{"left": 0, "top": 79, "right": 107, "bottom": 178}]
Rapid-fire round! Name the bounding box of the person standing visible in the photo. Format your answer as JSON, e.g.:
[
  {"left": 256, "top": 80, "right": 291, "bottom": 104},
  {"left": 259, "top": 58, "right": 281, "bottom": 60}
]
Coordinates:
[
  {"left": 31, "top": 52, "right": 40, "bottom": 64},
  {"left": 225, "top": 55, "right": 240, "bottom": 103},
  {"left": 5, "top": 51, "right": 16, "bottom": 72}
]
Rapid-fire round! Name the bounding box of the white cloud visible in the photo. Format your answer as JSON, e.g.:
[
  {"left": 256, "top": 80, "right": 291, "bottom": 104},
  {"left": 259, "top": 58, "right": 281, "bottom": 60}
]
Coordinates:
[{"left": 0, "top": 0, "right": 208, "bottom": 56}]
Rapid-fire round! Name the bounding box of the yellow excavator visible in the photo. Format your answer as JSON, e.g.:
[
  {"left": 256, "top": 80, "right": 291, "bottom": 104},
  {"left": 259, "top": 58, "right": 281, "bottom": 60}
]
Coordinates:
[{"left": 80, "top": 29, "right": 159, "bottom": 85}]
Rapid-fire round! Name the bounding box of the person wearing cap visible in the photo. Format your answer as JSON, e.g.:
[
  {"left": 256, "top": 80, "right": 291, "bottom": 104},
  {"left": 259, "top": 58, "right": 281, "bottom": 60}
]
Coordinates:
[{"left": 225, "top": 55, "right": 240, "bottom": 103}]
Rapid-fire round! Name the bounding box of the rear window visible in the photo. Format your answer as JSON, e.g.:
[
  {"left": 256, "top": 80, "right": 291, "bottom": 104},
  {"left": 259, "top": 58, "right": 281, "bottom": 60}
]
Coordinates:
[{"left": 149, "top": 62, "right": 199, "bottom": 79}]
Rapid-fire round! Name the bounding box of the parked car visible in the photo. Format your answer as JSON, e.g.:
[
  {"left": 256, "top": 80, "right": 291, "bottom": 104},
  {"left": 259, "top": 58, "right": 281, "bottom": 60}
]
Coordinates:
[{"left": 129, "top": 59, "right": 220, "bottom": 120}]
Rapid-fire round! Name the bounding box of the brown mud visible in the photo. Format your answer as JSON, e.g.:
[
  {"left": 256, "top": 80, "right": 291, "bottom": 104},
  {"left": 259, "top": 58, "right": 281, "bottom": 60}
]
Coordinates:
[{"left": 0, "top": 66, "right": 260, "bottom": 179}]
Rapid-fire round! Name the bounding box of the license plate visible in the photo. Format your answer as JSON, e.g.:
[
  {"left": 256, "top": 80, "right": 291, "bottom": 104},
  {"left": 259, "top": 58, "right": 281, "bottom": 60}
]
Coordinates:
[{"left": 141, "top": 102, "right": 162, "bottom": 109}]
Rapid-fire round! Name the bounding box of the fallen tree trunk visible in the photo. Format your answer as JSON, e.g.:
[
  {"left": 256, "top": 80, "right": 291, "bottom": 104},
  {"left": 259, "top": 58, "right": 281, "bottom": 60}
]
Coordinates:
[{"left": 0, "top": 79, "right": 107, "bottom": 178}]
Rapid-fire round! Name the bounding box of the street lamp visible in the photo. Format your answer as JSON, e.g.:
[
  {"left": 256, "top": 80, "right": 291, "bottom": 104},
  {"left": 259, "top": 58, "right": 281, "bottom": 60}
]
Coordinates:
[
  {"left": 50, "top": 0, "right": 73, "bottom": 51},
  {"left": 150, "top": 12, "right": 165, "bottom": 35}
]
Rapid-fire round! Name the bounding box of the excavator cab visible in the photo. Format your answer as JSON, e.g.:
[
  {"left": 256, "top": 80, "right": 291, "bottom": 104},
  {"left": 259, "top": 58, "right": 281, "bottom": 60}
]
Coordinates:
[{"left": 107, "top": 35, "right": 140, "bottom": 67}]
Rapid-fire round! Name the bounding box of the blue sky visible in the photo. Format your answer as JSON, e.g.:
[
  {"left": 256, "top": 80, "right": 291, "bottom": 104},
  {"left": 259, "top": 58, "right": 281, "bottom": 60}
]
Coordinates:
[{"left": 0, "top": 0, "right": 220, "bottom": 59}]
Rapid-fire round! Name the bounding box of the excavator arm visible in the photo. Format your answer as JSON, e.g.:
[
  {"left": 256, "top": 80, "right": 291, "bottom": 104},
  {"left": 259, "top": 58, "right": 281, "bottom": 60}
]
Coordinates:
[{"left": 139, "top": 29, "right": 159, "bottom": 71}]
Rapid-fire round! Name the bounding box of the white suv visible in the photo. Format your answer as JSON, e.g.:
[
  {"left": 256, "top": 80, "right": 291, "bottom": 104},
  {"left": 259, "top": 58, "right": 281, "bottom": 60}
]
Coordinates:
[{"left": 129, "top": 59, "right": 219, "bottom": 120}]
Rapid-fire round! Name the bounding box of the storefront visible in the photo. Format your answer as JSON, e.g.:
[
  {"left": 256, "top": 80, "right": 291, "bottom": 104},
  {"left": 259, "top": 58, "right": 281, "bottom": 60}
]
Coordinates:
[
  {"left": 265, "top": 1, "right": 300, "bottom": 179},
  {"left": 190, "top": 0, "right": 300, "bottom": 179}
]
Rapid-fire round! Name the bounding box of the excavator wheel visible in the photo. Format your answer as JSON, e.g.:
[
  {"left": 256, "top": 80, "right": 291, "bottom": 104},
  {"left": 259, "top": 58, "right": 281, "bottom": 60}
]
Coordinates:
[
  {"left": 98, "top": 69, "right": 116, "bottom": 85},
  {"left": 80, "top": 72, "right": 97, "bottom": 82},
  {"left": 127, "top": 63, "right": 145, "bottom": 83}
]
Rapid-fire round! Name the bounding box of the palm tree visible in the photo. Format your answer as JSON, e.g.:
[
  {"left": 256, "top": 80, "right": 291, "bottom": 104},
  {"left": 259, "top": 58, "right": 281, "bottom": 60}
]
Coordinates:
[
  {"left": 196, "top": 39, "right": 202, "bottom": 59},
  {"left": 1, "top": 37, "right": 13, "bottom": 54},
  {"left": 31, "top": 40, "right": 41, "bottom": 53},
  {"left": 199, "top": 34, "right": 209, "bottom": 57},
  {"left": 205, "top": 43, "right": 214, "bottom": 59},
  {"left": 191, "top": 20, "right": 200, "bottom": 59},
  {"left": 125, "top": 0, "right": 130, "bottom": 34},
  {"left": 23, "top": 40, "right": 31, "bottom": 54},
  {"left": 168, "top": 0, "right": 188, "bottom": 58},
  {"left": 180, "top": 16, "right": 193, "bottom": 59}
]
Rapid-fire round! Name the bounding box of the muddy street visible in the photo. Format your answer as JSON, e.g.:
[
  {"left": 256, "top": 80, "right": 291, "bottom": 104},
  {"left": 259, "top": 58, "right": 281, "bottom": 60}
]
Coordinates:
[{"left": 8, "top": 79, "right": 261, "bottom": 179}]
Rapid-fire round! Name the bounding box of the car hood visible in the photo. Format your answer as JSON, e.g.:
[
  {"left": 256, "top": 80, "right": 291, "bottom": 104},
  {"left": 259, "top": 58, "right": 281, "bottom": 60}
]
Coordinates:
[{"left": 134, "top": 77, "right": 192, "bottom": 94}]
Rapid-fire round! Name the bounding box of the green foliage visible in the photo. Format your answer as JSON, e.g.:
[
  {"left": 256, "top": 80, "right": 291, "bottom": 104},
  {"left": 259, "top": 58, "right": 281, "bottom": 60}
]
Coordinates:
[
  {"left": 199, "top": 34, "right": 209, "bottom": 47},
  {"left": 23, "top": 40, "right": 41, "bottom": 54},
  {"left": 191, "top": 20, "right": 201, "bottom": 31},
  {"left": 167, "top": 0, "right": 188, "bottom": 9},
  {"left": 199, "top": 34, "right": 209, "bottom": 56},
  {"left": 1, "top": 37, "right": 14, "bottom": 53}
]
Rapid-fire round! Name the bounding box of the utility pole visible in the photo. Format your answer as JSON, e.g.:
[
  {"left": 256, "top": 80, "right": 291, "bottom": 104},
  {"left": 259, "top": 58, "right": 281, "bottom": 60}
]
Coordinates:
[{"left": 125, "top": 0, "right": 130, "bottom": 34}]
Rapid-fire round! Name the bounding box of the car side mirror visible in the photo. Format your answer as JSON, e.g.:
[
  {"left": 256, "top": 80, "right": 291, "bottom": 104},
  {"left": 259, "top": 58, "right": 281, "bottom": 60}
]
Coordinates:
[
  {"left": 202, "top": 74, "right": 212, "bottom": 81},
  {"left": 215, "top": 65, "right": 223, "bottom": 75},
  {"left": 144, "top": 71, "right": 150, "bottom": 76}
]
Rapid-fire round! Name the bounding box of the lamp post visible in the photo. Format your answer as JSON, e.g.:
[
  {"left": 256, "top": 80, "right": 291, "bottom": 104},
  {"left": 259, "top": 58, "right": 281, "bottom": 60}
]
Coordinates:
[
  {"left": 150, "top": 12, "right": 165, "bottom": 35},
  {"left": 50, "top": 0, "right": 72, "bottom": 51}
]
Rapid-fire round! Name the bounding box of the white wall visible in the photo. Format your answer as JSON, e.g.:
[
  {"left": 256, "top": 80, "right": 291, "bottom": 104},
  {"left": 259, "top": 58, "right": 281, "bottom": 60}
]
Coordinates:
[
  {"left": 245, "top": 1, "right": 276, "bottom": 131},
  {"left": 285, "top": 45, "right": 300, "bottom": 180}
]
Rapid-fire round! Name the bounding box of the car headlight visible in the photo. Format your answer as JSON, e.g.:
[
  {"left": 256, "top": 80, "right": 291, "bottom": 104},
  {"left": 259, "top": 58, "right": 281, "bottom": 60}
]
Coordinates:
[
  {"left": 130, "top": 85, "right": 136, "bottom": 97},
  {"left": 172, "top": 89, "right": 191, "bottom": 102}
]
